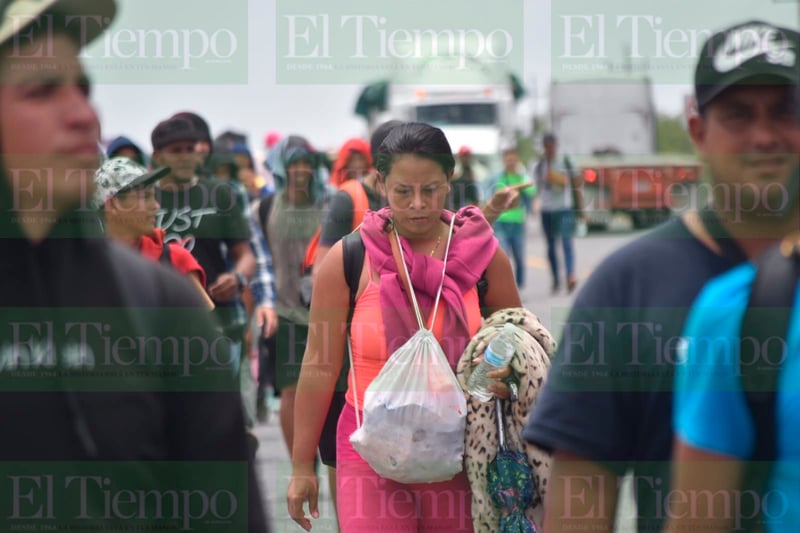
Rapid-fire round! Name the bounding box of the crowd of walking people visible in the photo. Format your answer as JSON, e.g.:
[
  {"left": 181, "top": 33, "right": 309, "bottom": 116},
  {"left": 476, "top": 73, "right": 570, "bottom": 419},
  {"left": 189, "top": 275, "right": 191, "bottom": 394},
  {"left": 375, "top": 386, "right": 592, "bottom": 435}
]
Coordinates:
[{"left": 2, "top": 1, "right": 799, "bottom": 532}]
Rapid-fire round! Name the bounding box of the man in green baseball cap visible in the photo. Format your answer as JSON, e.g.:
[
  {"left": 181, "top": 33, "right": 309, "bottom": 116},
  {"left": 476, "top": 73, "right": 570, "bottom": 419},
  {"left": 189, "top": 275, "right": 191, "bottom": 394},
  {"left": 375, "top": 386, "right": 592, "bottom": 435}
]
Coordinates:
[{"left": 0, "top": 3, "right": 271, "bottom": 532}]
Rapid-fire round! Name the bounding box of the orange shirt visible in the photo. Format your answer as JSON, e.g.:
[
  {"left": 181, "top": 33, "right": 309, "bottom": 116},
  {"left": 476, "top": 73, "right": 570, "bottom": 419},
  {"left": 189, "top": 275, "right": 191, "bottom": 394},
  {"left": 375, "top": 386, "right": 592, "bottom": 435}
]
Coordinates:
[{"left": 345, "top": 259, "right": 482, "bottom": 410}]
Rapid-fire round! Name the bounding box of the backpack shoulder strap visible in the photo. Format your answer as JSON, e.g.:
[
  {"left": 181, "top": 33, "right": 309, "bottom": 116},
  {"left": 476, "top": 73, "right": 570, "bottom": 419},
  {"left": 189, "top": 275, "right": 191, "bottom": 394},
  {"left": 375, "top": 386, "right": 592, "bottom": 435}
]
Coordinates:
[
  {"left": 258, "top": 194, "right": 275, "bottom": 248},
  {"left": 340, "top": 180, "right": 370, "bottom": 231},
  {"left": 342, "top": 231, "right": 366, "bottom": 312},
  {"left": 159, "top": 242, "right": 172, "bottom": 266},
  {"left": 739, "top": 243, "right": 799, "bottom": 529},
  {"left": 563, "top": 155, "right": 573, "bottom": 175},
  {"left": 339, "top": 226, "right": 486, "bottom": 317},
  {"left": 258, "top": 193, "right": 275, "bottom": 233},
  {"left": 477, "top": 271, "right": 489, "bottom": 318},
  {"left": 740, "top": 245, "right": 799, "bottom": 458}
]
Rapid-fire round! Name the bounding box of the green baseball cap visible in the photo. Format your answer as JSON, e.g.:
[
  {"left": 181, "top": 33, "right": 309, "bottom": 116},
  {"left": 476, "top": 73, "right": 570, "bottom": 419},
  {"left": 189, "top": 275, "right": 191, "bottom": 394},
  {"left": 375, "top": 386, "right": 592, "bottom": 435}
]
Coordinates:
[{"left": 0, "top": 0, "right": 116, "bottom": 49}]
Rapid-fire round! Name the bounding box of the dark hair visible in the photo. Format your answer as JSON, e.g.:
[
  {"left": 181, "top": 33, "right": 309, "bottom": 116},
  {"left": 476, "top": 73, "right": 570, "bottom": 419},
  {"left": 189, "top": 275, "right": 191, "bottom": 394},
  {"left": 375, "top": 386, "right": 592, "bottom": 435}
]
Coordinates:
[
  {"left": 375, "top": 122, "right": 455, "bottom": 179},
  {"left": 151, "top": 117, "right": 199, "bottom": 151},
  {"left": 370, "top": 120, "right": 404, "bottom": 158},
  {"left": 208, "top": 152, "right": 239, "bottom": 181},
  {"left": 171, "top": 111, "right": 213, "bottom": 146}
]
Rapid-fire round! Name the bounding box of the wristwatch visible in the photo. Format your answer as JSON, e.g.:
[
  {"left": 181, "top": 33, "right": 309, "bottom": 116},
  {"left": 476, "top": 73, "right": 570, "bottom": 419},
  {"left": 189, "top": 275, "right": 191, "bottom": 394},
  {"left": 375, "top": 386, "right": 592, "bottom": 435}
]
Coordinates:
[{"left": 234, "top": 271, "right": 247, "bottom": 290}]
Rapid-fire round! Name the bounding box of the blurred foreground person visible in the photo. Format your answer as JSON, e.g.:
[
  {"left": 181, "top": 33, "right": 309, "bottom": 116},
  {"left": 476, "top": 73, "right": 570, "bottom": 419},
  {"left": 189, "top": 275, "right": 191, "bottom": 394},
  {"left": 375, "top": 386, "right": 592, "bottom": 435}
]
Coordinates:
[
  {"left": 0, "top": 1, "right": 269, "bottom": 531},
  {"left": 667, "top": 21, "right": 800, "bottom": 533}
]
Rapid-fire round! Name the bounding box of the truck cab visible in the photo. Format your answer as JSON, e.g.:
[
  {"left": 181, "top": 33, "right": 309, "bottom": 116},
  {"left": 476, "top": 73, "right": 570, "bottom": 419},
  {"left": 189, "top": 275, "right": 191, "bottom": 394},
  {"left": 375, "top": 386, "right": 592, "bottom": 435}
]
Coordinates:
[{"left": 355, "top": 57, "right": 524, "bottom": 178}]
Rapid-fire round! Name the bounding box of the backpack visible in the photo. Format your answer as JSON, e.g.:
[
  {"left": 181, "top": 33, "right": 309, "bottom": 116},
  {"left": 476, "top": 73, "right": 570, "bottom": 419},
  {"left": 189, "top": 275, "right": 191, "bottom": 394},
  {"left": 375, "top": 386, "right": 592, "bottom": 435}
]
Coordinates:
[{"left": 739, "top": 242, "right": 800, "bottom": 531}]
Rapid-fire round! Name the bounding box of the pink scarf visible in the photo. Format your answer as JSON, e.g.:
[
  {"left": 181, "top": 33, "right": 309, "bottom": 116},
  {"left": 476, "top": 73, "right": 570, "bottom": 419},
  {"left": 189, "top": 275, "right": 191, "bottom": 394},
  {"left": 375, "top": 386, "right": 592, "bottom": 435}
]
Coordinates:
[{"left": 360, "top": 206, "right": 498, "bottom": 367}]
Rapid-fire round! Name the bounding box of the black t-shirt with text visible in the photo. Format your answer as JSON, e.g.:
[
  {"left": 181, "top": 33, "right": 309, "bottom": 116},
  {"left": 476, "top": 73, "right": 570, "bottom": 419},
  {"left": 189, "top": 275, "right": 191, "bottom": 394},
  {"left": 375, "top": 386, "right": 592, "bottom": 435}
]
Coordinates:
[{"left": 156, "top": 177, "right": 250, "bottom": 289}]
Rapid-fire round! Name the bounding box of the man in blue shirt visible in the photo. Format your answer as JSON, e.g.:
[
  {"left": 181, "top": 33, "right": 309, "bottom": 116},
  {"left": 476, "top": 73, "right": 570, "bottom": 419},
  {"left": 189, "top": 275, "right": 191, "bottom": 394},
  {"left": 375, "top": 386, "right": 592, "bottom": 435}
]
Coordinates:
[{"left": 669, "top": 254, "right": 800, "bottom": 532}]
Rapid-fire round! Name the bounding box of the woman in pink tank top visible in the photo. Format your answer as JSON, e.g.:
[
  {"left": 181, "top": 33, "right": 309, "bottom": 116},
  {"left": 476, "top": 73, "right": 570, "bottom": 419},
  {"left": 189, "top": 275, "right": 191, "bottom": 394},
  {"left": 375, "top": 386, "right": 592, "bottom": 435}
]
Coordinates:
[{"left": 288, "top": 123, "right": 523, "bottom": 532}]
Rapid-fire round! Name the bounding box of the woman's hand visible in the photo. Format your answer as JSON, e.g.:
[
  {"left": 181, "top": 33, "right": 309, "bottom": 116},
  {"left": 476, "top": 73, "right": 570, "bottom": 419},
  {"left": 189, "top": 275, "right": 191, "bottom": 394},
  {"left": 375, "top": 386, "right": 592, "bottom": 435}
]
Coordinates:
[
  {"left": 487, "top": 367, "right": 514, "bottom": 400},
  {"left": 471, "top": 355, "right": 514, "bottom": 400},
  {"left": 287, "top": 468, "right": 320, "bottom": 531}
]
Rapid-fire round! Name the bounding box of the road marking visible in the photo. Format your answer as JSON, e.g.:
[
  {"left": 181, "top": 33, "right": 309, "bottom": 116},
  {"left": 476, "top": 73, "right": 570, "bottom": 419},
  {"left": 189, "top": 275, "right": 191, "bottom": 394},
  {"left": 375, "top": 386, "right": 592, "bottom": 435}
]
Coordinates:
[{"left": 527, "top": 256, "right": 547, "bottom": 269}]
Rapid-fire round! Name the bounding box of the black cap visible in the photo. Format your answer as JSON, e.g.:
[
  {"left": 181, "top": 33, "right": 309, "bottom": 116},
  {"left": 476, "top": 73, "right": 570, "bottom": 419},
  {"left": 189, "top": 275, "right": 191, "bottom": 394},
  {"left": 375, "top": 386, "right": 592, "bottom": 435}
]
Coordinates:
[
  {"left": 695, "top": 20, "right": 799, "bottom": 110},
  {"left": 151, "top": 117, "right": 200, "bottom": 151}
]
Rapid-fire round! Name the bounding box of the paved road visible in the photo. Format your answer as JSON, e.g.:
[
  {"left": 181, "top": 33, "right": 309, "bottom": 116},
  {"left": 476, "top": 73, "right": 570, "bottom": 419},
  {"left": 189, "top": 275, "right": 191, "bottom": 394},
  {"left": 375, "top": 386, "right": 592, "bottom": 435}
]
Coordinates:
[
  {"left": 253, "top": 213, "right": 649, "bottom": 532},
  {"left": 518, "top": 214, "right": 638, "bottom": 332}
]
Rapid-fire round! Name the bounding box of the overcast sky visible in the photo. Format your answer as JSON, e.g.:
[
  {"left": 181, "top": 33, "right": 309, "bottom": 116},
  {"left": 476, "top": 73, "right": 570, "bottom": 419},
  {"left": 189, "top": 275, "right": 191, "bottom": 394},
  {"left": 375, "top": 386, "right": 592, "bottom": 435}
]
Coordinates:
[{"left": 89, "top": 0, "right": 799, "bottom": 159}]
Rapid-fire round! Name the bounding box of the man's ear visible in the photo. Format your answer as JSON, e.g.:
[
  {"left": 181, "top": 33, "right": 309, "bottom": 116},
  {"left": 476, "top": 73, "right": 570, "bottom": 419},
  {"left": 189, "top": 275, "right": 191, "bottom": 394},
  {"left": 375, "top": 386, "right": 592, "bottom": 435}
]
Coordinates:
[
  {"left": 151, "top": 150, "right": 162, "bottom": 167},
  {"left": 105, "top": 196, "right": 124, "bottom": 214},
  {"left": 688, "top": 113, "right": 707, "bottom": 156}
]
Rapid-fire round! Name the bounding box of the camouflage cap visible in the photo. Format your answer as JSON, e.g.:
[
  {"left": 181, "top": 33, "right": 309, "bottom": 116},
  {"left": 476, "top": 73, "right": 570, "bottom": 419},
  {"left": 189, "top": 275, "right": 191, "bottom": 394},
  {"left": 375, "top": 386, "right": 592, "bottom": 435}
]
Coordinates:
[{"left": 93, "top": 157, "right": 170, "bottom": 208}]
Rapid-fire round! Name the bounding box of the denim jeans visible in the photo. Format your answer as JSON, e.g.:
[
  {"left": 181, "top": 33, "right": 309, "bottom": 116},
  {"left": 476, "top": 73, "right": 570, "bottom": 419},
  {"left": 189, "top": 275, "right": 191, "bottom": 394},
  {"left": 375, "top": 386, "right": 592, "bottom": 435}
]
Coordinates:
[
  {"left": 494, "top": 221, "right": 526, "bottom": 288},
  {"left": 541, "top": 209, "right": 575, "bottom": 287}
]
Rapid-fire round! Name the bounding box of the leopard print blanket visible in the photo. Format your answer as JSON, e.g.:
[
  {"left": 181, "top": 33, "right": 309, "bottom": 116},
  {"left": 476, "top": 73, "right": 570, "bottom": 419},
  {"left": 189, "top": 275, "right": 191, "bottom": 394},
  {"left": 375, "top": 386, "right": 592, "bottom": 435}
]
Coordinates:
[{"left": 456, "top": 307, "right": 555, "bottom": 533}]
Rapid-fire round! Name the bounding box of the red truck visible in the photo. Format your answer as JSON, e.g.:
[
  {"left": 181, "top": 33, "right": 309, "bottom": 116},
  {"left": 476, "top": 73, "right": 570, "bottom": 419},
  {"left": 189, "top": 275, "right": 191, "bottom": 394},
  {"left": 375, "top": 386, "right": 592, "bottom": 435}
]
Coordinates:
[
  {"left": 550, "top": 78, "right": 701, "bottom": 229},
  {"left": 573, "top": 153, "right": 702, "bottom": 230}
]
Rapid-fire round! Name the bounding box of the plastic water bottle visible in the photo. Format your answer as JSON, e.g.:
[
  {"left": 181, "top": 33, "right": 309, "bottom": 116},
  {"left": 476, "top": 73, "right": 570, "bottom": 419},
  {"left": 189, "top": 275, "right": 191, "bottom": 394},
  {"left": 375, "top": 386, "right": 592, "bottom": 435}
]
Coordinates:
[{"left": 467, "top": 323, "right": 518, "bottom": 402}]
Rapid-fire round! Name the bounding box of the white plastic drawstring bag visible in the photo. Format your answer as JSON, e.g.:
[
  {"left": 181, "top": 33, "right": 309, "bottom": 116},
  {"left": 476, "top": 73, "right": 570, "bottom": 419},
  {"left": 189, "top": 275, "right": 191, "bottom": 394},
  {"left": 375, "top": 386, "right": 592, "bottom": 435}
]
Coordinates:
[{"left": 349, "top": 216, "right": 467, "bottom": 484}]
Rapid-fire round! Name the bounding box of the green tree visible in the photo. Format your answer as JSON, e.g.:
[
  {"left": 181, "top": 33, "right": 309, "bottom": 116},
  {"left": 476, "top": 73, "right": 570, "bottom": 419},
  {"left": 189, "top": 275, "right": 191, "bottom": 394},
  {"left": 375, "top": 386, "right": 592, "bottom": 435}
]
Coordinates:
[{"left": 656, "top": 114, "right": 694, "bottom": 154}]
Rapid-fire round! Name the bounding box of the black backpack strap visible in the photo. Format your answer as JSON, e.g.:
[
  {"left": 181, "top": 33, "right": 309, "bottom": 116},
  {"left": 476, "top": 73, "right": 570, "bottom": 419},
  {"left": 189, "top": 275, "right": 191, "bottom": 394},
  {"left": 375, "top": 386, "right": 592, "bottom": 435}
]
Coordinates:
[
  {"left": 739, "top": 243, "right": 800, "bottom": 530},
  {"left": 159, "top": 243, "right": 172, "bottom": 266},
  {"left": 563, "top": 155, "right": 574, "bottom": 179},
  {"left": 340, "top": 229, "right": 487, "bottom": 318},
  {"left": 342, "top": 231, "right": 365, "bottom": 313},
  {"left": 258, "top": 194, "right": 275, "bottom": 250},
  {"left": 338, "top": 231, "right": 365, "bottom": 384},
  {"left": 477, "top": 271, "right": 489, "bottom": 318}
]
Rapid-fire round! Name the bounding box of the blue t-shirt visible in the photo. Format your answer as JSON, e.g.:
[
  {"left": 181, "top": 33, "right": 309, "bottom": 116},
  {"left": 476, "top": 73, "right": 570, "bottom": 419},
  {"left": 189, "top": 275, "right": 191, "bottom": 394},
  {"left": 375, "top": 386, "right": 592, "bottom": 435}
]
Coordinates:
[{"left": 675, "top": 263, "right": 800, "bottom": 532}]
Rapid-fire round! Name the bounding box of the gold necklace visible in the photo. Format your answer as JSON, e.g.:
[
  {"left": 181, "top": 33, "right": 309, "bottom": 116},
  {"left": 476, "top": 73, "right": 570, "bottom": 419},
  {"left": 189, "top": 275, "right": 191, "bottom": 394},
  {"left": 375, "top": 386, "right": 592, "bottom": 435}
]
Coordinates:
[{"left": 429, "top": 234, "right": 442, "bottom": 256}]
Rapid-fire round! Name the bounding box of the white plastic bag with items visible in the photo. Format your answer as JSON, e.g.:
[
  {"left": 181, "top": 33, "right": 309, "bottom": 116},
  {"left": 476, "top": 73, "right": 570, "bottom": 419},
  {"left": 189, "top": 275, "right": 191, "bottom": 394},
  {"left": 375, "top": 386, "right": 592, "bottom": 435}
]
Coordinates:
[
  {"left": 349, "top": 327, "right": 467, "bottom": 483},
  {"left": 349, "top": 215, "right": 465, "bottom": 484}
]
